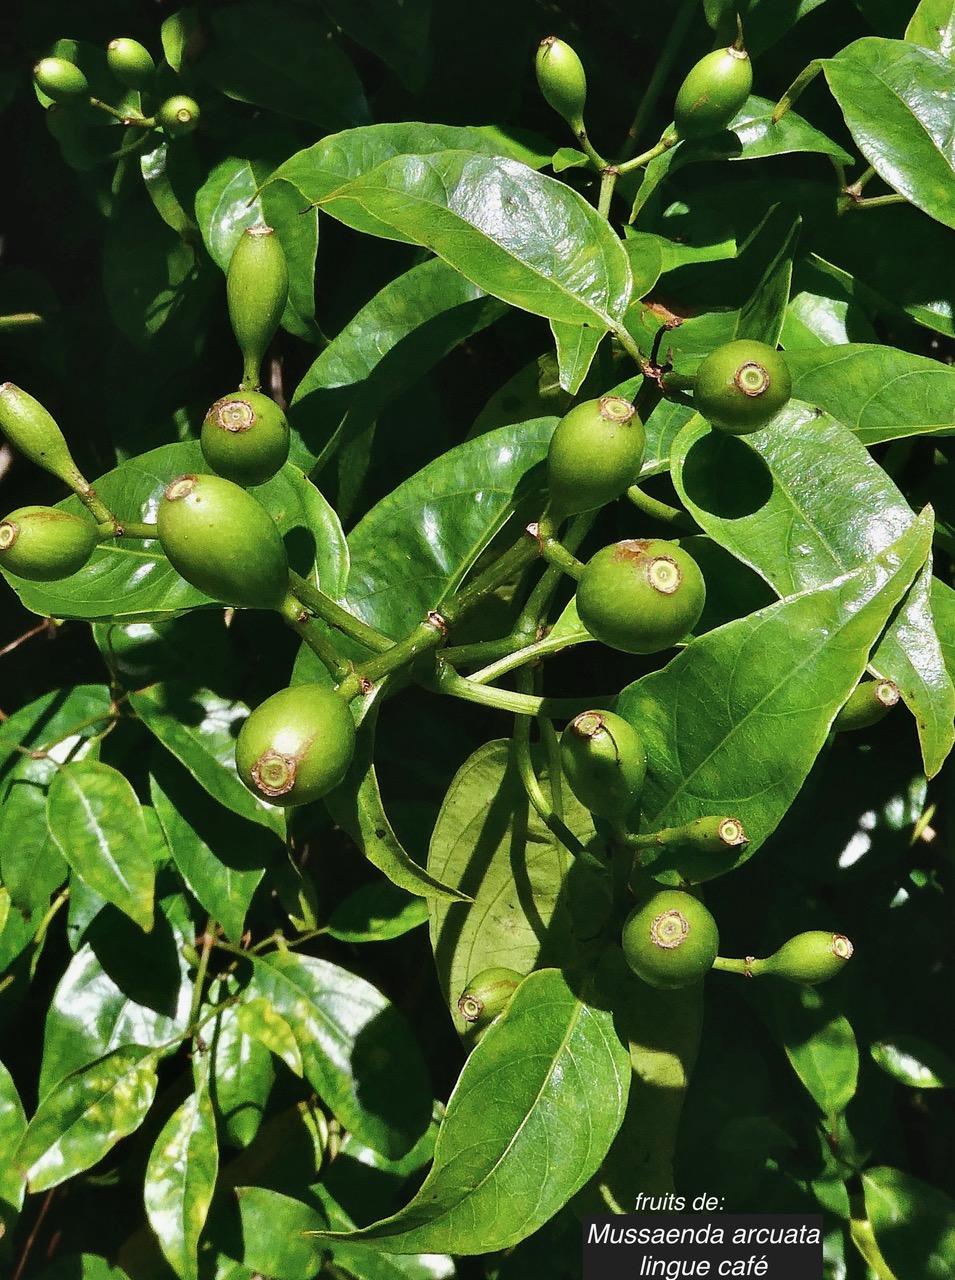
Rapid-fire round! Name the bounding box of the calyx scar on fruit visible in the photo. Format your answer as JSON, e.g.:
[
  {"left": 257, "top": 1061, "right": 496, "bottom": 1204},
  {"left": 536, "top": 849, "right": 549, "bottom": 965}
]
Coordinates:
[
  {"left": 576, "top": 538, "right": 706, "bottom": 653},
  {"left": 457, "top": 967, "right": 522, "bottom": 1042},
  {"left": 200, "top": 390, "right": 290, "bottom": 487},
  {"left": 236, "top": 684, "right": 356, "bottom": 807}
]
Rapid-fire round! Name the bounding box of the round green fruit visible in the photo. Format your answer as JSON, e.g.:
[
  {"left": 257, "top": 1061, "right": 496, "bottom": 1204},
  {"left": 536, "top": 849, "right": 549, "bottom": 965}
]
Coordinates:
[
  {"left": 0, "top": 506, "right": 98, "bottom": 582},
  {"left": 106, "top": 38, "right": 155, "bottom": 87},
  {"left": 673, "top": 45, "right": 752, "bottom": 140},
  {"left": 832, "top": 678, "right": 899, "bottom": 733},
  {"left": 560, "top": 709, "right": 647, "bottom": 821},
  {"left": 754, "top": 931, "right": 854, "bottom": 985},
  {"left": 536, "top": 36, "right": 587, "bottom": 130},
  {"left": 236, "top": 684, "right": 356, "bottom": 807},
  {"left": 693, "top": 339, "right": 792, "bottom": 434},
  {"left": 547, "top": 395, "right": 645, "bottom": 518},
  {"left": 622, "top": 889, "right": 719, "bottom": 989},
  {"left": 34, "top": 57, "right": 89, "bottom": 103},
  {"left": 457, "top": 967, "right": 522, "bottom": 1041},
  {"left": 576, "top": 539, "right": 706, "bottom": 654},
  {"left": 200, "top": 391, "right": 290, "bottom": 487},
  {"left": 158, "top": 94, "right": 200, "bottom": 136},
  {"left": 227, "top": 225, "right": 289, "bottom": 392},
  {"left": 156, "top": 473, "right": 289, "bottom": 609}
]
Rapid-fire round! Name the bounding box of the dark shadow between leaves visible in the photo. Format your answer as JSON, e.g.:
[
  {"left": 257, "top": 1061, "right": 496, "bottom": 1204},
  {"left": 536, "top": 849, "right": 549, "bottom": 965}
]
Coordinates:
[
  {"left": 88, "top": 896, "right": 183, "bottom": 1017},
  {"left": 680, "top": 431, "right": 774, "bottom": 520}
]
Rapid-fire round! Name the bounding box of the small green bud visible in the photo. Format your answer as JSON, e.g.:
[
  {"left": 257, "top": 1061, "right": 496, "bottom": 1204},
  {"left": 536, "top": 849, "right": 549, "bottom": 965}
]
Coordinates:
[
  {"left": 621, "top": 889, "right": 719, "bottom": 990},
  {"left": 0, "top": 506, "right": 98, "bottom": 582},
  {"left": 158, "top": 94, "right": 200, "bottom": 137},
  {"left": 560, "top": 710, "right": 647, "bottom": 822},
  {"left": 752, "top": 931, "right": 854, "bottom": 985},
  {"left": 236, "top": 684, "right": 356, "bottom": 807},
  {"left": 457, "top": 967, "right": 522, "bottom": 1041},
  {"left": 833, "top": 678, "right": 899, "bottom": 732},
  {"left": 536, "top": 36, "right": 587, "bottom": 133},
  {"left": 107, "top": 38, "right": 156, "bottom": 89},
  {"left": 673, "top": 44, "right": 753, "bottom": 140},
  {"left": 34, "top": 57, "right": 89, "bottom": 104},
  {"left": 156, "top": 473, "right": 289, "bottom": 609},
  {"left": 227, "top": 225, "right": 290, "bottom": 392},
  {"left": 0, "top": 383, "right": 87, "bottom": 490},
  {"left": 547, "top": 395, "right": 645, "bottom": 518},
  {"left": 200, "top": 391, "right": 290, "bottom": 488}
]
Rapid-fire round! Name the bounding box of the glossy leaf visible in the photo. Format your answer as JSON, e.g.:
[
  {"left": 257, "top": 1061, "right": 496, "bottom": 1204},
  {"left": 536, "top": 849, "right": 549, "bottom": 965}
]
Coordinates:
[
  {"left": 0, "top": 1057, "right": 27, "bottom": 1216},
  {"left": 870, "top": 1035, "right": 955, "bottom": 1088},
  {"left": 246, "top": 951, "right": 432, "bottom": 1159},
  {"left": 144, "top": 1060, "right": 218, "bottom": 1280},
  {"left": 863, "top": 1166, "right": 955, "bottom": 1279},
  {"left": 549, "top": 321, "right": 603, "bottom": 395},
  {"left": 208, "top": 979, "right": 275, "bottom": 1149},
  {"left": 16, "top": 1047, "right": 159, "bottom": 1192},
  {"left": 227, "top": 1187, "right": 329, "bottom": 1280},
  {"left": 617, "top": 511, "right": 932, "bottom": 863},
  {"left": 237, "top": 997, "right": 304, "bottom": 1077},
  {"left": 770, "top": 985, "right": 858, "bottom": 1115},
  {"left": 326, "top": 880, "right": 429, "bottom": 943},
  {"left": 932, "top": 579, "right": 955, "bottom": 681},
  {"left": 823, "top": 39, "right": 955, "bottom": 230},
  {"left": 671, "top": 412, "right": 955, "bottom": 776},
  {"left": 906, "top": 0, "right": 955, "bottom": 57},
  {"left": 311, "top": 970, "right": 629, "bottom": 1254},
  {"left": 316, "top": 152, "right": 632, "bottom": 330},
  {"left": 786, "top": 344, "right": 955, "bottom": 444},
  {"left": 47, "top": 761, "right": 156, "bottom": 933}
]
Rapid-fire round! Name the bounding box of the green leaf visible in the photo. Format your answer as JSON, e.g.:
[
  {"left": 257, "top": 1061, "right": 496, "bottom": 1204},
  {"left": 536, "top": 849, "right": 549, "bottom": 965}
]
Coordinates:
[
  {"left": 208, "top": 978, "right": 275, "bottom": 1149},
  {"left": 549, "top": 321, "right": 604, "bottom": 395},
  {"left": 140, "top": 139, "right": 198, "bottom": 238},
  {"left": 150, "top": 753, "right": 277, "bottom": 942},
  {"left": 932, "top": 578, "right": 955, "bottom": 682},
  {"left": 906, "top": 0, "right": 955, "bottom": 57},
  {"left": 671, "top": 412, "right": 955, "bottom": 776},
  {"left": 290, "top": 257, "right": 505, "bottom": 472},
  {"left": 870, "top": 1034, "right": 955, "bottom": 1088},
  {"left": 316, "top": 152, "right": 632, "bottom": 330},
  {"left": 770, "top": 985, "right": 858, "bottom": 1115},
  {"left": 318, "top": 0, "right": 433, "bottom": 92},
  {"left": 617, "top": 510, "right": 933, "bottom": 864},
  {"left": 863, "top": 1166, "right": 955, "bottom": 1279},
  {"left": 47, "top": 761, "right": 156, "bottom": 932},
  {"left": 199, "top": 4, "right": 369, "bottom": 130},
  {"left": 311, "top": 970, "right": 629, "bottom": 1254},
  {"left": 144, "top": 1059, "right": 218, "bottom": 1280},
  {"left": 237, "top": 997, "right": 304, "bottom": 1077},
  {"left": 16, "top": 1047, "right": 159, "bottom": 1192},
  {"left": 246, "top": 951, "right": 433, "bottom": 1159},
  {"left": 226, "top": 1187, "right": 329, "bottom": 1280},
  {"left": 823, "top": 39, "right": 955, "bottom": 230},
  {"left": 195, "top": 155, "right": 319, "bottom": 343},
  {"left": 786, "top": 344, "right": 955, "bottom": 444},
  {"left": 32, "top": 1256, "right": 131, "bottom": 1280},
  {"left": 0, "top": 1057, "right": 27, "bottom": 1217},
  {"left": 326, "top": 880, "right": 429, "bottom": 943},
  {"left": 132, "top": 685, "right": 284, "bottom": 836}
]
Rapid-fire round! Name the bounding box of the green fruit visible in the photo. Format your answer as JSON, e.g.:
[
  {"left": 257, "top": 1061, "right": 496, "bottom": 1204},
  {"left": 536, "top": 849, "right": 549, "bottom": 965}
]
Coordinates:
[
  {"left": 693, "top": 339, "right": 792, "bottom": 434},
  {"left": 560, "top": 709, "right": 647, "bottom": 821},
  {"left": 547, "top": 395, "right": 645, "bottom": 518},
  {"left": 457, "top": 967, "right": 522, "bottom": 1041},
  {"left": 576, "top": 538, "right": 706, "bottom": 654},
  {"left": 753, "top": 931, "right": 854, "bottom": 985},
  {"left": 236, "top": 684, "right": 356, "bottom": 807},
  {"left": 0, "top": 506, "right": 98, "bottom": 582},
  {"left": 107, "top": 38, "right": 156, "bottom": 88},
  {"left": 34, "top": 57, "right": 89, "bottom": 103},
  {"left": 536, "top": 36, "right": 587, "bottom": 131},
  {"left": 200, "top": 391, "right": 290, "bottom": 487},
  {"left": 833, "top": 678, "right": 899, "bottom": 732},
  {"left": 0, "top": 382, "right": 86, "bottom": 490},
  {"left": 156, "top": 473, "right": 289, "bottom": 609},
  {"left": 673, "top": 45, "right": 752, "bottom": 140},
  {"left": 644, "top": 816, "right": 749, "bottom": 887},
  {"left": 227, "top": 225, "right": 290, "bottom": 392},
  {"left": 158, "top": 94, "right": 200, "bottom": 137},
  {"left": 621, "top": 889, "right": 719, "bottom": 989}
]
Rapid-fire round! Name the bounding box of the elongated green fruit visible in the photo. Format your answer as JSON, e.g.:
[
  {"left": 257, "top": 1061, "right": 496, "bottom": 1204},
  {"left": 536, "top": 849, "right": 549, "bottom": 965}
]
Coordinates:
[
  {"left": 0, "top": 383, "right": 87, "bottom": 490},
  {"left": 156, "top": 473, "right": 289, "bottom": 609},
  {"left": 640, "top": 816, "right": 749, "bottom": 887},
  {"left": 200, "top": 391, "right": 290, "bottom": 487},
  {"left": 833, "top": 678, "right": 899, "bottom": 732},
  {"left": 0, "top": 506, "right": 98, "bottom": 581},
  {"left": 227, "top": 225, "right": 289, "bottom": 392},
  {"left": 107, "top": 38, "right": 156, "bottom": 88},
  {"left": 236, "top": 684, "right": 356, "bottom": 807},
  {"left": 622, "top": 889, "right": 719, "bottom": 990},
  {"left": 673, "top": 44, "right": 752, "bottom": 140},
  {"left": 34, "top": 57, "right": 89, "bottom": 103},
  {"left": 536, "top": 36, "right": 587, "bottom": 133},
  {"left": 457, "top": 967, "right": 523, "bottom": 1042},
  {"left": 751, "top": 931, "right": 854, "bottom": 984},
  {"left": 158, "top": 94, "right": 200, "bottom": 137},
  {"left": 547, "top": 395, "right": 645, "bottom": 518},
  {"left": 560, "top": 709, "right": 647, "bottom": 821}
]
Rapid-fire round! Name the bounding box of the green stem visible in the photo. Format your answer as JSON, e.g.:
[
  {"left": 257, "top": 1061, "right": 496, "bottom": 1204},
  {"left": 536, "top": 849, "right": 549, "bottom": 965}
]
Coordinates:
[
  {"left": 278, "top": 591, "right": 351, "bottom": 681},
  {"left": 852, "top": 165, "right": 876, "bottom": 193},
  {"left": 435, "top": 665, "right": 590, "bottom": 717},
  {"left": 513, "top": 669, "right": 591, "bottom": 862},
  {"left": 187, "top": 921, "right": 216, "bottom": 1028},
  {"left": 711, "top": 955, "right": 754, "bottom": 976},
  {"left": 540, "top": 533, "right": 584, "bottom": 580},
  {"left": 848, "top": 193, "right": 907, "bottom": 211},
  {"left": 772, "top": 59, "right": 823, "bottom": 123},
  {"left": 626, "top": 485, "right": 699, "bottom": 532},
  {"left": 357, "top": 618, "right": 447, "bottom": 685},
  {"left": 598, "top": 167, "right": 619, "bottom": 218},
  {"left": 96, "top": 520, "right": 158, "bottom": 540},
  {"left": 446, "top": 522, "right": 543, "bottom": 620},
  {"left": 89, "top": 96, "right": 154, "bottom": 126},
  {"left": 516, "top": 512, "right": 595, "bottom": 637},
  {"left": 467, "top": 629, "right": 589, "bottom": 687},
  {"left": 573, "top": 121, "right": 609, "bottom": 171},
  {"left": 660, "top": 371, "right": 697, "bottom": 396},
  {"left": 619, "top": 0, "right": 695, "bottom": 159},
  {"left": 0, "top": 312, "right": 43, "bottom": 332},
  {"left": 617, "top": 131, "right": 678, "bottom": 176},
  {"left": 611, "top": 324, "right": 647, "bottom": 369},
  {"left": 442, "top": 634, "right": 523, "bottom": 669},
  {"left": 288, "top": 571, "right": 392, "bottom": 654},
  {"left": 538, "top": 702, "right": 564, "bottom": 821}
]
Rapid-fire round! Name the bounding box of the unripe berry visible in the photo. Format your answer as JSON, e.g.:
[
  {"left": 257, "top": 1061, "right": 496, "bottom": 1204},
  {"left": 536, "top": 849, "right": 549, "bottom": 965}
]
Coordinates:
[
  {"left": 200, "top": 391, "right": 290, "bottom": 488},
  {"left": 236, "top": 684, "right": 356, "bottom": 807},
  {"left": 158, "top": 94, "right": 200, "bottom": 137},
  {"left": 156, "top": 473, "right": 289, "bottom": 609},
  {"left": 576, "top": 538, "right": 706, "bottom": 654},
  {"left": 107, "top": 38, "right": 156, "bottom": 89},
  {"left": 535, "top": 36, "right": 587, "bottom": 132},
  {"left": 0, "top": 506, "right": 97, "bottom": 582},
  {"left": 546, "top": 395, "right": 645, "bottom": 518},
  {"left": 621, "top": 889, "right": 719, "bottom": 989},
  {"left": 0, "top": 383, "right": 86, "bottom": 491},
  {"left": 832, "top": 678, "right": 899, "bottom": 732},
  {"left": 693, "top": 339, "right": 792, "bottom": 435},
  {"left": 457, "top": 967, "right": 522, "bottom": 1041},
  {"left": 753, "top": 931, "right": 854, "bottom": 985},
  {"left": 673, "top": 45, "right": 752, "bottom": 140},
  {"left": 227, "top": 225, "right": 290, "bottom": 392},
  {"left": 34, "top": 57, "right": 89, "bottom": 104},
  {"left": 560, "top": 710, "right": 647, "bottom": 821}
]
